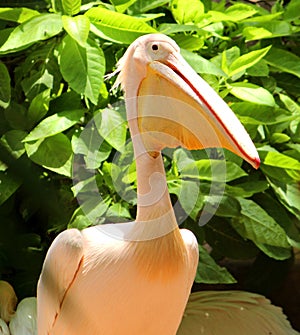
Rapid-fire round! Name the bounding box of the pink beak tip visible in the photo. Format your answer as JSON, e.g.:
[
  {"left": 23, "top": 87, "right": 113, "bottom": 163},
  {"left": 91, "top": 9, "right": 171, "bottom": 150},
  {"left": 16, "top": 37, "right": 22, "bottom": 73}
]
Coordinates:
[{"left": 253, "top": 156, "right": 261, "bottom": 169}]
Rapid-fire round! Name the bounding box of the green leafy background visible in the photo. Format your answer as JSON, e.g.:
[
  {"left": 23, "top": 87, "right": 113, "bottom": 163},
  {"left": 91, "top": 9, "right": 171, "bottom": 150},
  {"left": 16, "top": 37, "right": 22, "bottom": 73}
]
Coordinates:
[{"left": 0, "top": 0, "right": 299, "bottom": 329}]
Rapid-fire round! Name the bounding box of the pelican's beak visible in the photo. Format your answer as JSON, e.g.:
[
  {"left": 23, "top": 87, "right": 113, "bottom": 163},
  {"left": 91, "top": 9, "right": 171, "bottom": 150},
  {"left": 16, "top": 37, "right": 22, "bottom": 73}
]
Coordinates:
[{"left": 137, "top": 51, "right": 260, "bottom": 169}]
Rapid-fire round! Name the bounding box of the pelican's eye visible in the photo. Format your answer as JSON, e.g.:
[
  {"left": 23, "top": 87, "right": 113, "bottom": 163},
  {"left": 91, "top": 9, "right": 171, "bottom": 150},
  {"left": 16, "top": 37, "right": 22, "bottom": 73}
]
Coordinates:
[{"left": 151, "top": 44, "right": 159, "bottom": 51}]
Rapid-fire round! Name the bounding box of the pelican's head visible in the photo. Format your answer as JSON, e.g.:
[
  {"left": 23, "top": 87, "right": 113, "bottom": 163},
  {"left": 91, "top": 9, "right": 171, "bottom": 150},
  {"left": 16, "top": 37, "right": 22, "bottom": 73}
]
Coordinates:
[{"left": 112, "top": 34, "right": 260, "bottom": 169}]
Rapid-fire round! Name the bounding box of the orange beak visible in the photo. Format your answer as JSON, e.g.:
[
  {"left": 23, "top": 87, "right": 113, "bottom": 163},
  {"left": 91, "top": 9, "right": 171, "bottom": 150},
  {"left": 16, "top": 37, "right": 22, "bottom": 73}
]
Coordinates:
[{"left": 137, "top": 51, "right": 260, "bottom": 169}]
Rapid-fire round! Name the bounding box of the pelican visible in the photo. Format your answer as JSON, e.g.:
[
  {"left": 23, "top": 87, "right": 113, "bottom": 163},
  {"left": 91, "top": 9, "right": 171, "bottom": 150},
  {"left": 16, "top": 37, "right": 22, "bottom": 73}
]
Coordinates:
[
  {"left": 37, "top": 34, "right": 295, "bottom": 335},
  {"left": 0, "top": 281, "right": 17, "bottom": 324},
  {"left": 9, "top": 297, "right": 37, "bottom": 335},
  {"left": 0, "top": 319, "right": 10, "bottom": 335}
]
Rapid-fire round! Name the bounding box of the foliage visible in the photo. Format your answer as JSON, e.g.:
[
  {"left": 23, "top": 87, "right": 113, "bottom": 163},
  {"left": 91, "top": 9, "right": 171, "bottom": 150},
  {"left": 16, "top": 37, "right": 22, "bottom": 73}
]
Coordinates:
[{"left": 0, "top": 0, "right": 299, "bottom": 298}]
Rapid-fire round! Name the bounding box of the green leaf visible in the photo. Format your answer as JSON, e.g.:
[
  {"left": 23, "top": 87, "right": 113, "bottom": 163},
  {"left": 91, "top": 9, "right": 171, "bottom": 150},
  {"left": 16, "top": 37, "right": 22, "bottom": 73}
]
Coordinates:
[
  {"left": 111, "top": 0, "right": 138, "bottom": 13},
  {"left": 228, "top": 46, "right": 271, "bottom": 77},
  {"left": 224, "top": 3, "right": 257, "bottom": 21},
  {"left": 243, "top": 21, "right": 293, "bottom": 41},
  {"left": 106, "top": 202, "right": 131, "bottom": 219},
  {"left": 225, "top": 181, "right": 269, "bottom": 198},
  {"left": 231, "top": 102, "right": 295, "bottom": 125},
  {"left": 129, "top": 0, "right": 169, "bottom": 13},
  {"left": 232, "top": 198, "right": 290, "bottom": 248},
  {"left": 247, "top": 60, "right": 269, "bottom": 77},
  {"left": 95, "top": 108, "right": 127, "bottom": 151},
  {"left": 1, "top": 130, "right": 27, "bottom": 161},
  {"left": 268, "top": 178, "right": 300, "bottom": 220},
  {"left": 62, "top": 0, "right": 81, "bottom": 15},
  {"left": 174, "top": 35, "right": 204, "bottom": 51},
  {"left": 284, "top": 0, "right": 300, "bottom": 21},
  {"left": 62, "top": 15, "right": 90, "bottom": 47},
  {"left": 180, "top": 49, "right": 226, "bottom": 76},
  {"left": 0, "top": 170, "right": 22, "bottom": 206},
  {"left": 24, "top": 109, "right": 84, "bottom": 142},
  {"left": 59, "top": 35, "right": 105, "bottom": 104},
  {"left": 265, "top": 48, "right": 300, "bottom": 79},
  {"left": 254, "top": 244, "right": 291, "bottom": 260},
  {"left": 205, "top": 219, "right": 259, "bottom": 259},
  {"left": 72, "top": 124, "right": 112, "bottom": 169},
  {"left": 158, "top": 23, "right": 200, "bottom": 34},
  {"left": 170, "top": 0, "right": 204, "bottom": 24},
  {"left": 68, "top": 207, "right": 92, "bottom": 230},
  {"left": 242, "top": 26, "right": 273, "bottom": 41},
  {"left": 0, "top": 14, "right": 63, "bottom": 54},
  {"left": 181, "top": 160, "right": 247, "bottom": 182},
  {"left": 86, "top": 7, "right": 156, "bottom": 44},
  {"left": 168, "top": 179, "right": 203, "bottom": 220},
  {"left": 4, "top": 102, "right": 28, "bottom": 131},
  {"left": 27, "top": 89, "right": 51, "bottom": 129},
  {"left": 195, "top": 245, "right": 236, "bottom": 284},
  {"left": 259, "top": 149, "right": 300, "bottom": 170},
  {"left": 205, "top": 4, "right": 257, "bottom": 23},
  {"left": 278, "top": 93, "right": 300, "bottom": 114},
  {"left": 211, "top": 46, "right": 240, "bottom": 75},
  {"left": 0, "top": 61, "right": 11, "bottom": 109},
  {"left": 228, "top": 82, "right": 275, "bottom": 106},
  {"left": 270, "top": 133, "right": 290, "bottom": 144},
  {"left": 0, "top": 7, "right": 40, "bottom": 23},
  {"left": 25, "top": 133, "right": 72, "bottom": 177},
  {"left": 255, "top": 193, "right": 300, "bottom": 248}
]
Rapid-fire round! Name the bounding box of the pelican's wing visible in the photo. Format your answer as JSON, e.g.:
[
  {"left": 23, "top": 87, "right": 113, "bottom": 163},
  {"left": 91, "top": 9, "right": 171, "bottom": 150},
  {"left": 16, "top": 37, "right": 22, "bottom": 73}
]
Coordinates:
[
  {"left": 180, "top": 229, "right": 199, "bottom": 292},
  {"left": 37, "top": 229, "right": 84, "bottom": 335},
  {"left": 0, "top": 318, "right": 10, "bottom": 335},
  {"left": 177, "top": 290, "right": 299, "bottom": 335}
]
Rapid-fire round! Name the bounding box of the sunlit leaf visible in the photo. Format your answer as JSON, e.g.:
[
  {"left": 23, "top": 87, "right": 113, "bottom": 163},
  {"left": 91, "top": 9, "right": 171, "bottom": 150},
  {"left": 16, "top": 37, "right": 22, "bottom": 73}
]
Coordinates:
[
  {"left": 95, "top": 108, "right": 127, "bottom": 151},
  {"left": 0, "top": 7, "right": 40, "bottom": 23},
  {"left": 27, "top": 89, "right": 51, "bottom": 129},
  {"left": 225, "top": 181, "right": 269, "bottom": 198},
  {"left": 268, "top": 178, "right": 300, "bottom": 220},
  {"left": 181, "top": 160, "right": 247, "bottom": 182},
  {"left": 129, "top": 0, "right": 169, "bottom": 13},
  {"left": 62, "top": 15, "right": 90, "bottom": 47},
  {"left": 171, "top": 0, "right": 204, "bottom": 24},
  {"left": 228, "top": 46, "right": 271, "bottom": 77},
  {"left": 224, "top": 3, "right": 257, "bottom": 20},
  {"left": 0, "top": 14, "right": 63, "bottom": 54},
  {"left": 25, "top": 134, "right": 72, "bottom": 177},
  {"left": 259, "top": 149, "right": 300, "bottom": 170},
  {"left": 62, "top": 0, "right": 81, "bottom": 15},
  {"left": 181, "top": 49, "right": 226, "bottom": 76},
  {"left": 72, "top": 125, "right": 112, "bottom": 169},
  {"left": 228, "top": 82, "right": 275, "bottom": 106},
  {"left": 265, "top": 48, "right": 300, "bottom": 78},
  {"left": 24, "top": 109, "right": 84, "bottom": 142},
  {"left": 231, "top": 102, "right": 296, "bottom": 125},
  {"left": 86, "top": 7, "right": 156, "bottom": 44},
  {"left": 59, "top": 35, "right": 105, "bottom": 104}
]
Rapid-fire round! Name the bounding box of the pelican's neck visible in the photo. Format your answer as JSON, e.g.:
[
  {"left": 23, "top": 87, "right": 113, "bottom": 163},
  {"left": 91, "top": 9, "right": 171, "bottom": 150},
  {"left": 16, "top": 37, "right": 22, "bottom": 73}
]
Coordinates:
[{"left": 126, "top": 96, "right": 178, "bottom": 238}]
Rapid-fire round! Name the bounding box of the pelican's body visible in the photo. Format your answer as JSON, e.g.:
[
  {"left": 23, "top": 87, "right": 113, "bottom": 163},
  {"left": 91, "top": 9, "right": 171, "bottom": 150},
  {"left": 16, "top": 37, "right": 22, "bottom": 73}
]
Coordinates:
[
  {"left": 0, "top": 319, "right": 10, "bottom": 335},
  {"left": 38, "top": 157, "right": 198, "bottom": 334},
  {"left": 37, "top": 34, "right": 286, "bottom": 335},
  {"left": 9, "top": 297, "right": 37, "bottom": 335},
  {"left": 0, "top": 281, "right": 17, "bottom": 324},
  {"left": 178, "top": 291, "right": 299, "bottom": 335}
]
